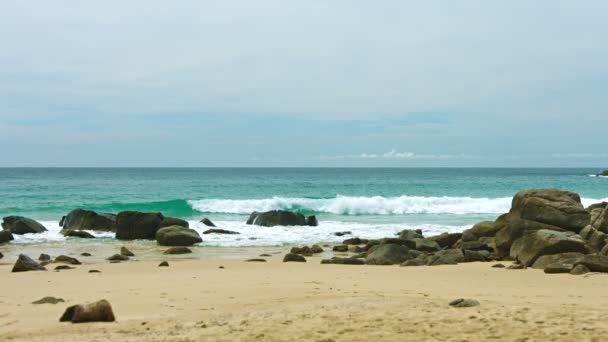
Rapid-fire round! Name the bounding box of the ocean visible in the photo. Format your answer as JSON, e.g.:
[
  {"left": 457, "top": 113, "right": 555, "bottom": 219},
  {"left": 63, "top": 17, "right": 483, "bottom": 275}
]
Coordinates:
[{"left": 1, "top": 168, "right": 607, "bottom": 246}]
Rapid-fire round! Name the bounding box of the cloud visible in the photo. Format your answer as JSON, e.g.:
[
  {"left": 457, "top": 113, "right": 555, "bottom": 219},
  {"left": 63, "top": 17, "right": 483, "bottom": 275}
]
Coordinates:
[{"left": 320, "top": 150, "right": 471, "bottom": 160}]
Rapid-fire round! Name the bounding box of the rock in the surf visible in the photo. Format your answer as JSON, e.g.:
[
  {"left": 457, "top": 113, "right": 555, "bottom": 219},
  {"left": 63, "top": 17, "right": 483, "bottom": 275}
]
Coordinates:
[
  {"left": 63, "top": 230, "right": 95, "bottom": 239},
  {"left": 597, "top": 170, "right": 608, "bottom": 177},
  {"left": 246, "top": 210, "right": 316, "bottom": 227},
  {"left": 12, "top": 254, "right": 47, "bottom": 272},
  {"left": 510, "top": 229, "right": 587, "bottom": 267},
  {"left": 155, "top": 226, "right": 202, "bottom": 246},
  {"left": 60, "top": 299, "right": 115, "bottom": 323},
  {"left": 115, "top": 211, "right": 165, "bottom": 240},
  {"left": 203, "top": 228, "right": 239, "bottom": 235},
  {"left": 398, "top": 229, "right": 423, "bottom": 240},
  {"left": 0, "top": 230, "right": 14, "bottom": 243},
  {"left": 2, "top": 216, "right": 47, "bottom": 234},
  {"left": 200, "top": 218, "right": 216, "bottom": 227},
  {"left": 60, "top": 209, "right": 117, "bottom": 232},
  {"left": 39, "top": 253, "right": 51, "bottom": 262},
  {"left": 305, "top": 215, "right": 318, "bottom": 227},
  {"left": 159, "top": 217, "right": 189, "bottom": 229},
  {"left": 462, "top": 221, "right": 501, "bottom": 242}
]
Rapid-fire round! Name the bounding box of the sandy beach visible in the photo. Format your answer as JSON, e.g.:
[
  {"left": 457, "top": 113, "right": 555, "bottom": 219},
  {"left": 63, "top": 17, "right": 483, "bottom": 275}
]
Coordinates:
[{"left": 2, "top": 253, "right": 607, "bottom": 342}]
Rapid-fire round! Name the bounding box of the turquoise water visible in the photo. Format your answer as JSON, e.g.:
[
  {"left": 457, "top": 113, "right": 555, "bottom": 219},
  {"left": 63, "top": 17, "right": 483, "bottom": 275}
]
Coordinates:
[{"left": 1, "top": 168, "right": 606, "bottom": 246}]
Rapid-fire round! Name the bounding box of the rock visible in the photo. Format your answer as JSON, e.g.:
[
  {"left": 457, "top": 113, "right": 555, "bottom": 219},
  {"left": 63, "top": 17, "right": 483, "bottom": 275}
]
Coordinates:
[
  {"left": 348, "top": 245, "right": 365, "bottom": 253},
  {"left": 366, "top": 238, "right": 416, "bottom": 250},
  {"left": 245, "top": 258, "right": 267, "bottom": 262},
  {"left": 333, "top": 245, "right": 348, "bottom": 252},
  {"left": 429, "top": 232, "right": 462, "bottom": 248},
  {"left": 55, "top": 265, "right": 75, "bottom": 271},
  {"left": 507, "top": 263, "right": 525, "bottom": 270},
  {"left": 12, "top": 254, "right": 47, "bottom": 272},
  {"left": 426, "top": 249, "right": 465, "bottom": 266},
  {"left": 80, "top": 253, "right": 92, "bottom": 257},
  {"left": 455, "top": 240, "right": 493, "bottom": 252},
  {"left": 464, "top": 250, "right": 487, "bottom": 262},
  {"left": 158, "top": 261, "right": 169, "bottom": 267},
  {"left": 413, "top": 238, "right": 440, "bottom": 252},
  {"left": 2, "top": 216, "right": 47, "bottom": 234},
  {"left": 578, "top": 225, "right": 607, "bottom": 252},
  {"left": 494, "top": 214, "right": 565, "bottom": 257},
  {"left": 0, "top": 251, "right": 3, "bottom": 259},
  {"left": 54, "top": 255, "right": 81, "bottom": 265},
  {"left": 202, "top": 229, "right": 240, "bottom": 235},
  {"left": 597, "top": 170, "right": 608, "bottom": 176},
  {"left": 107, "top": 254, "right": 129, "bottom": 261},
  {"left": 246, "top": 210, "right": 313, "bottom": 227},
  {"left": 159, "top": 217, "right": 189, "bottom": 229},
  {"left": 543, "top": 263, "right": 574, "bottom": 274},
  {"left": 291, "top": 245, "right": 324, "bottom": 255},
  {"left": 570, "top": 264, "right": 590, "bottom": 275},
  {"left": 163, "top": 247, "right": 192, "bottom": 255},
  {"left": 115, "top": 211, "right": 164, "bottom": 240},
  {"left": 259, "top": 254, "right": 272, "bottom": 257},
  {"left": 155, "top": 226, "right": 203, "bottom": 246},
  {"left": 120, "top": 246, "right": 134, "bottom": 257},
  {"left": 531, "top": 252, "right": 585, "bottom": 269},
  {"left": 89, "top": 270, "right": 101, "bottom": 273},
  {"left": 510, "top": 229, "right": 587, "bottom": 266},
  {"left": 492, "top": 263, "right": 506, "bottom": 268},
  {"left": 449, "top": 298, "right": 480, "bottom": 308},
  {"left": 283, "top": 253, "right": 306, "bottom": 262},
  {"left": 573, "top": 255, "right": 608, "bottom": 272},
  {"left": 60, "top": 209, "right": 116, "bottom": 232},
  {"left": 333, "top": 231, "right": 352, "bottom": 237},
  {"left": 39, "top": 253, "right": 51, "bottom": 261},
  {"left": 343, "top": 238, "right": 365, "bottom": 245},
  {"left": 462, "top": 221, "right": 501, "bottom": 242},
  {"left": 32, "top": 296, "right": 65, "bottom": 304},
  {"left": 589, "top": 205, "right": 608, "bottom": 233},
  {"left": 59, "top": 299, "right": 115, "bottom": 323},
  {"left": 63, "top": 230, "right": 95, "bottom": 239},
  {"left": 366, "top": 244, "right": 415, "bottom": 265},
  {"left": 398, "top": 229, "right": 424, "bottom": 240},
  {"left": 400, "top": 259, "right": 426, "bottom": 267},
  {"left": 305, "top": 216, "right": 318, "bottom": 227},
  {"left": 321, "top": 258, "right": 365, "bottom": 265},
  {"left": 200, "top": 218, "right": 216, "bottom": 227},
  {"left": 0, "top": 230, "right": 14, "bottom": 243}
]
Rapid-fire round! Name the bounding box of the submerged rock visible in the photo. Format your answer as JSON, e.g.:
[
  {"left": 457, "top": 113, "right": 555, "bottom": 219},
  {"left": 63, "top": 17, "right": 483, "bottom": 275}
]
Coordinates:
[
  {"left": 2, "top": 216, "right": 47, "bottom": 234},
  {"left": 60, "top": 299, "right": 115, "bottom": 323},
  {"left": 61, "top": 209, "right": 116, "bottom": 232},
  {"left": 156, "top": 226, "right": 202, "bottom": 246},
  {"left": 12, "top": 254, "right": 47, "bottom": 272}
]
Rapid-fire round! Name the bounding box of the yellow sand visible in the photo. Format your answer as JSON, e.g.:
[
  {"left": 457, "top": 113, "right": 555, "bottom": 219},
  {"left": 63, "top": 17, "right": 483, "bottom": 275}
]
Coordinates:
[{"left": 1, "top": 255, "right": 607, "bottom": 341}]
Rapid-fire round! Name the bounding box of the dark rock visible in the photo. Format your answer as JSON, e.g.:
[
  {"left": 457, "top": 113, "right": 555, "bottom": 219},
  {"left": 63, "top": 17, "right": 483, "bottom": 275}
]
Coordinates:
[
  {"left": 343, "top": 238, "right": 365, "bottom": 245},
  {"left": 510, "top": 229, "right": 587, "bottom": 266},
  {"left": 158, "top": 261, "right": 169, "bottom": 267},
  {"left": 55, "top": 265, "right": 75, "bottom": 271},
  {"left": 333, "top": 231, "right": 352, "bottom": 237},
  {"left": 155, "top": 226, "right": 202, "bottom": 246},
  {"left": 492, "top": 263, "right": 506, "bottom": 268},
  {"left": 333, "top": 245, "right": 348, "bottom": 252},
  {"left": 54, "top": 255, "right": 81, "bottom": 265},
  {"left": 543, "top": 263, "right": 573, "bottom": 274},
  {"left": 61, "top": 209, "right": 116, "bottom": 232},
  {"left": 462, "top": 221, "right": 501, "bottom": 242},
  {"left": 400, "top": 259, "right": 426, "bottom": 267},
  {"left": 0, "top": 251, "right": 3, "bottom": 259},
  {"left": 455, "top": 240, "right": 493, "bottom": 252},
  {"left": 80, "top": 253, "right": 92, "bottom": 257},
  {"left": 366, "top": 244, "right": 415, "bottom": 265},
  {"left": 107, "top": 254, "right": 129, "bottom": 261},
  {"left": 39, "top": 253, "right": 51, "bottom": 261},
  {"left": 291, "top": 245, "right": 324, "bottom": 255},
  {"left": 246, "top": 212, "right": 259, "bottom": 225},
  {"left": 531, "top": 252, "right": 585, "bottom": 269},
  {"left": 348, "top": 245, "right": 365, "bottom": 253},
  {"left": 398, "top": 229, "right": 424, "bottom": 240},
  {"left": 59, "top": 299, "right": 115, "bottom": 323},
  {"left": 63, "top": 230, "right": 95, "bottom": 239},
  {"left": 588, "top": 205, "right": 608, "bottom": 233},
  {"left": 579, "top": 225, "right": 607, "bottom": 252},
  {"left": 12, "top": 254, "right": 47, "bottom": 272},
  {"left": 426, "top": 249, "right": 465, "bottom": 266},
  {"left": 413, "top": 238, "right": 440, "bottom": 252},
  {"left": 89, "top": 270, "right": 101, "bottom": 273},
  {"left": 573, "top": 255, "right": 608, "bottom": 272},
  {"left": 159, "top": 217, "right": 189, "bottom": 229},
  {"left": 321, "top": 258, "right": 365, "bottom": 265},
  {"left": 32, "top": 296, "right": 65, "bottom": 304},
  {"left": 570, "top": 264, "right": 590, "bottom": 275},
  {"left": 115, "top": 211, "right": 164, "bottom": 240},
  {"left": 464, "top": 250, "right": 487, "bottom": 262},
  {"left": 163, "top": 247, "right": 192, "bottom": 255},
  {"left": 245, "top": 258, "right": 267, "bottom": 262},
  {"left": 2, "top": 216, "right": 47, "bottom": 234},
  {"left": 283, "top": 253, "right": 306, "bottom": 262},
  {"left": 449, "top": 298, "right": 480, "bottom": 308},
  {"left": 507, "top": 263, "right": 525, "bottom": 270},
  {"left": 305, "top": 216, "right": 318, "bottom": 227},
  {"left": 429, "top": 232, "right": 462, "bottom": 248},
  {"left": 597, "top": 170, "right": 608, "bottom": 177},
  {"left": 202, "top": 229, "right": 239, "bottom": 235},
  {"left": 246, "top": 210, "right": 307, "bottom": 227},
  {"left": 0, "top": 230, "right": 14, "bottom": 243},
  {"left": 120, "top": 246, "right": 134, "bottom": 257},
  {"left": 59, "top": 216, "right": 66, "bottom": 226},
  {"left": 259, "top": 254, "right": 272, "bottom": 257},
  {"left": 365, "top": 238, "right": 416, "bottom": 250},
  {"left": 200, "top": 218, "right": 216, "bottom": 227}
]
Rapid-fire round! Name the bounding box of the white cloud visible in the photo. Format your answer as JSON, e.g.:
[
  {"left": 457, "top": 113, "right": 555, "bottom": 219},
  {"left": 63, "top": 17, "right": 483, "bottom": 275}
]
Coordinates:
[{"left": 320, "top": 150, "right": 470, "bottom": 160}]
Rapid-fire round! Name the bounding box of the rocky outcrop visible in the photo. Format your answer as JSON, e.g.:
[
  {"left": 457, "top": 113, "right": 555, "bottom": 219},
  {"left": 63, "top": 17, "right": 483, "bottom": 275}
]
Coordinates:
[
  {"left": 305, "top": 216, "right": 318, "bottom": 227},
  {"left": 60, "top": 209, "right": 116, "bottom": 232},
  {"left": 0, "top": 230, "right": 14, "bottom": 243},
  {"left": 60, "top": 299, "right": 115, "bottom": 323},
  {"left": 573, "top": 255, "right": 608, "bottom": 272},
  {"left": 12, "top": 254, "right": 47, "bottom": 272},
  {"left": 2, "top": 216, "right": 47, "bottom": 234},
  {"left": 115, "top": 211, "right": 164, "bottom": 240},
  {"left": 398, "top": 229, "right": 423, "bottom": 240},
  {"left": 155, "top": 226, "right": 202, "bottom": 246},
  {"left": 246, "top": 210, "right": 317, "bottom": 227},
  {"left": 366, "top": 244, "right": 416, "bottom": 265},
  {"left": 510, "top": 229, "right": 587, "bottom": 266},
  {"left": 597, "top": 170, "right": 608, "bottom": 177}
]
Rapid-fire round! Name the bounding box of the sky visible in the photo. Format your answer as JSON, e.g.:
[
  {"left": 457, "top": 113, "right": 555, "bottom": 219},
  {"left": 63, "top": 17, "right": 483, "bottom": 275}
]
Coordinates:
[{"left": 0, "top": 1, "right": 607, "bottom": 167}]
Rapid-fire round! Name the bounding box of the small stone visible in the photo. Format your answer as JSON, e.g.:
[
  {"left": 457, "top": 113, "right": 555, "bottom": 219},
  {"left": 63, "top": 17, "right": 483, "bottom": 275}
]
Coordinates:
[
  {"left": 88, "top": 270, "right": 101, "bottom": 273},
  {"left": 283, "top": 253, "right": 306, "bottom": 262},
  {"left": 334, "top": 231, "right": 352, "bottom": 237},
  {"left": 38, "top": 253, "right": 51, "bottom": 262},
  {"left": 492, "top": 263, "right": 506, "bottom": 268},
  {"left": 54, "top": 255, "right": 81, "bottom": 265},
  {"left": 107, "top": 254, "right": 129, "bottom": 261},
  {"left": 163, "top": 247, "right": 192, "bottom": 255},
  {"left": 158, "top": 261, "right": 169, "bottom": 267},
  {"left": 54, "top": 265, "right": 75, "bottom": 271},
  {"left": 32, "top": 296, "right": 65, "bottom": 304},
  {"left": 219, "top": 266, "right": 225, "bottom": 269},
  {"left": 245, "top": 258, "right": 267, "bottom": 262},
  {"left": 80, "top": 253, "right": 92, "bottom": 257},
  {"left": 449, "top": 298, "right": 480, "bottom": 308},
  {"left": 120, "top": 246, "right": 134, "bottom": 257},
  {"left": 259, "top": 254, "right": 272, "bottom": 257}
]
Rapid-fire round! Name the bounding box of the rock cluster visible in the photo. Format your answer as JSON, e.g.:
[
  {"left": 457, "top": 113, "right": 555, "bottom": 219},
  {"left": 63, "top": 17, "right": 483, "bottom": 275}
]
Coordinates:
[{"left": 246, "top": 210, "right": 318, "bottom": 227}]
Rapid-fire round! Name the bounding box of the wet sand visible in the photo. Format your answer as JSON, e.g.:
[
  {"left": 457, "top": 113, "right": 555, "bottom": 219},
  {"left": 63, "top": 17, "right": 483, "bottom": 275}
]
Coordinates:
[{"left": 1, "top": 252, "right": 608, "bottom": 341}]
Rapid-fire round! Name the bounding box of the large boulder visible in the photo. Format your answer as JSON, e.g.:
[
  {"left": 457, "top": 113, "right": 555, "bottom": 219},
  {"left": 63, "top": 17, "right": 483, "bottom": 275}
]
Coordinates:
[
  {"left": 246, "top": 210, "right": 315, "bottom": 227},
  {"left": 12, "top": 254, "right": 47, "bottom": 272},
  {"left": 426, "top": 249, "right": 465, "bottom": 266},
  {"left": 366, "top": 244, "right": 415, "bottom": 265},
  {"left": 155, "top": 226, "right": 202, "bottom": 246},
  {"left": 429, "top": 232, "right": 462, "bottom": 248},
  {"left": 412, "top": 238, "right": 440, "bottom": 252},
  {"left": 115, "top": 211, "right": 164, "bottom": 240},
  {"left": 573, "top": 255, "right": 608, "bottom": 272},
  {"left": 531, "top": 252, "right": 585, "bottom": 269},
  {"left": 2, "top": 216, "right": 47, "bottom": 234},
  {"left": 60, "top": 209, "right": 116, "bottom": 232},
  {"left": 0, "top": 230, "right": 14, "bottom": 243},
  {"left": 159, "top": 217, "right": 189, "bottom": 229},
  {"left": 510, "top": 229, "right": 587, "bottom": 266},
  {"left": 462, "top": 221, "right": 501, "bottom": 242}
]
